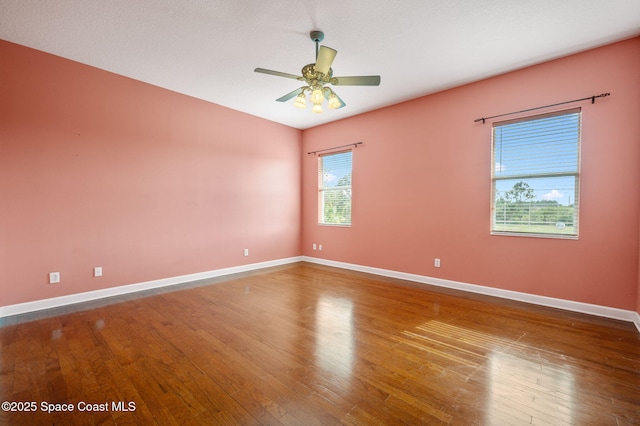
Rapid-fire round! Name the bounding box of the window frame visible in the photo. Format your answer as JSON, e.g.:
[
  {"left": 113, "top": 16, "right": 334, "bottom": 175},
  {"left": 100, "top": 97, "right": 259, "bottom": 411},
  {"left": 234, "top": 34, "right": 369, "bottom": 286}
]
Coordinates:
[
  {"left": 490, "top": 108, "right": 581, "bottom": 239},
  {"left": 318, "top": 150, "right": 353, "bottom": 227}
]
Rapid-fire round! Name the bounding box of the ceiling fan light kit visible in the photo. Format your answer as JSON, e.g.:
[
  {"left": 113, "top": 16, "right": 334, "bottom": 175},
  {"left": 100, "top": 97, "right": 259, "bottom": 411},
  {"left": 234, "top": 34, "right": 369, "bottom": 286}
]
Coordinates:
[{"left": 255, "top": 31, "right": 380, "bottom": 114}]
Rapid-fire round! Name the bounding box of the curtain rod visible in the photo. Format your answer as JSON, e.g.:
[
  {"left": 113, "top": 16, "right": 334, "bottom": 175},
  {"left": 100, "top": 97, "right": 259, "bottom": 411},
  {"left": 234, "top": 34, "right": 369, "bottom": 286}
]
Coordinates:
[
  {"left": 474, "top": 92, "right": 610, "bottom": 124},
  {"left": 307, "top": 142, "right": 363, "bottom": 155}
]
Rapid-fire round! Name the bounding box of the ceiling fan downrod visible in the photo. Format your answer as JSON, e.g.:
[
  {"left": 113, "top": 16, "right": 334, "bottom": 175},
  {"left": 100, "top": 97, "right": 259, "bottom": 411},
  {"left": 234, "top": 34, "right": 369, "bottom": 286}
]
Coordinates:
[{"left": 310, "top": 30, "right": 324, "bottom": 59}]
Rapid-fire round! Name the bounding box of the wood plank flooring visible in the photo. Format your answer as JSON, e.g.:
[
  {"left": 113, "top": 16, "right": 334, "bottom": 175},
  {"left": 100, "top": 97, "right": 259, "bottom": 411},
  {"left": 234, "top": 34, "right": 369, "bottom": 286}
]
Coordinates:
[{"left": 1, "top": 262, "right": 639, "bottom": 425}]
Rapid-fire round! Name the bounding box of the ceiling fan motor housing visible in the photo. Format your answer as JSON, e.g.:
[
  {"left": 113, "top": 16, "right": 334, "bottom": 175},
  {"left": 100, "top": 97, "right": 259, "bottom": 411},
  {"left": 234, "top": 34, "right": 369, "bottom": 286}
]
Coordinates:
[{"left": 302, "top": 64, "right": 332, "bottom": 83}]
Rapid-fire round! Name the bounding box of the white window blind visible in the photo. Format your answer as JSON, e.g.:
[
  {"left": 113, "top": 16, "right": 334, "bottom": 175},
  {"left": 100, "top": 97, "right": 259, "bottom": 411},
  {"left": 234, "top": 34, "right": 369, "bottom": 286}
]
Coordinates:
[
  {"left": 319, "top": 151, "right": 352, "bottom": 226},
  {"left": 491, "top": 108, "right": 581, "bottom": 238}
]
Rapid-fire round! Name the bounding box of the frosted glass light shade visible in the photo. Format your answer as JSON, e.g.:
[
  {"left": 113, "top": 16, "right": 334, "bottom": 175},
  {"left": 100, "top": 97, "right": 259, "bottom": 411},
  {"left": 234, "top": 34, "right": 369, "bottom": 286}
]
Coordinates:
[
  {"left": 311, "top": 88, "right": 324, "bottom": 104},
  {"left": 328, "top": 93, "right": 340, "bottom": 109},
  {"left": 293, "top": 93, "right": 306, "bottom": 109}
]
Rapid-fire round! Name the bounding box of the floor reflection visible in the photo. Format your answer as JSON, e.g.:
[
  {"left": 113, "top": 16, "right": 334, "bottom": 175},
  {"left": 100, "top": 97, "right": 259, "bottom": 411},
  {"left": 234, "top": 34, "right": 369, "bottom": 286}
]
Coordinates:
[
  {"left": 487, "top": 351, "right": 575, "bottom": 425},
  {"left": 314, "top": 296, "right": 354, "bottom": 377},
  {"left": 396, "top": 320, "right": 577, "bottom": 424}
]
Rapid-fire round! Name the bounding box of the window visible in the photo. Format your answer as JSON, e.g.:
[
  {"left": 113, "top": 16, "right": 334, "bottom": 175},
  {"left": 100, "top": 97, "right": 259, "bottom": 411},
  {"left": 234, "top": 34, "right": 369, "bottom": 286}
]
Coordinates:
[
  {"left": 319, "top": 151, "right": 352, "bottom": 226},
  {"left": 491, "top": 108, "right": 581, "bottom": 238}
]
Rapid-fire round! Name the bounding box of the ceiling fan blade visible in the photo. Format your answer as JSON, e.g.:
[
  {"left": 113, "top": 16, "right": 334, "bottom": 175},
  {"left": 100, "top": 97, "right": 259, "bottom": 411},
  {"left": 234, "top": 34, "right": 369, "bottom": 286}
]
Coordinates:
[
  {"left": 276, "top": 87, "right": 304, "bottom": 102},
  {"left": 254, "top": 68, "right": 301, "bottom": 80},
  {"left": 332, "top": 75, "right": 381, "bottom": 86},
  {"left": 315, "top": 46, "right": 337, "bottom": 75}
]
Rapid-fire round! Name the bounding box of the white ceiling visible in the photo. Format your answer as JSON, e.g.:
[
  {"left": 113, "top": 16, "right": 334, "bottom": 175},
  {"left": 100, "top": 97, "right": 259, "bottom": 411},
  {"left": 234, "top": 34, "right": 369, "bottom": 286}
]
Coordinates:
[{"left": 2, "top": 1, "right": 639, "bottom": 130}]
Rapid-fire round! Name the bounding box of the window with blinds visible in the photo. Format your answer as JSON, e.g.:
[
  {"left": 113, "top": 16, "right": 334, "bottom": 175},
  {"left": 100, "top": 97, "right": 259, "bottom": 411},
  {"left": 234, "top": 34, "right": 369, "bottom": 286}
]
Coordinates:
[
  {"left": 491, "top": 108, "right": 581, "bottom": 238},
  {"left": 319, "top": 151, "right": 352, "bottom": 226}
]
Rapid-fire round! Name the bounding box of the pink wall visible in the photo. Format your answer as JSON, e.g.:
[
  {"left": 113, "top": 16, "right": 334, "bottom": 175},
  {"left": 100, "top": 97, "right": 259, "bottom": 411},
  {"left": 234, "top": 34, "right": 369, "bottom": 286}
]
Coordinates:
[
  {"left": 3, "top": 37, "right": 639, "bottom": 313},
  {"left": 1, "top": 41, "right": 302, "bottom": 307},
  {"left": 302, "top": 38, "right": 640, "bottom": 310}
]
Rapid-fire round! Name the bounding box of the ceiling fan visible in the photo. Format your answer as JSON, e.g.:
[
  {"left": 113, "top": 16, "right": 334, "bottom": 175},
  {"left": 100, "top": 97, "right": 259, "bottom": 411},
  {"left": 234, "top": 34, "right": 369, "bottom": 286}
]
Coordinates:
[{"left": 254, "top": 31, "right": 381, "bottom": 113}]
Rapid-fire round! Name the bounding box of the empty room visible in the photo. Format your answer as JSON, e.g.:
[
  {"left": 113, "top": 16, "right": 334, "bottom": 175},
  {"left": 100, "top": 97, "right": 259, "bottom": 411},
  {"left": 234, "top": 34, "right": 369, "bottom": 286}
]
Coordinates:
[{"left": 1, "top": 1, "right": 640, "bottom": 425}]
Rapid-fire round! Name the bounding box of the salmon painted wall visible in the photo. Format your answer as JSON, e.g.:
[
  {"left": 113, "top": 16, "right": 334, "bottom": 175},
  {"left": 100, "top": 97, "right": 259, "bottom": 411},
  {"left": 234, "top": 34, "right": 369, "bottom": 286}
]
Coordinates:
[
  {"left": 302, "top": 38, "right": 640, "bottom": 311},
  {"left": 1, "top": 41, "right": 302, "bottom": 307}
]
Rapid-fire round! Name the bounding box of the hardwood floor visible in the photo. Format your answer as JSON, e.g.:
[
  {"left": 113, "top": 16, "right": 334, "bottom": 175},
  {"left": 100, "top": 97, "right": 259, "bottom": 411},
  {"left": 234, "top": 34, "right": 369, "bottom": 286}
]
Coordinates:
[{"left": 1, "top": 262, "right": 639, "bottom": 425}]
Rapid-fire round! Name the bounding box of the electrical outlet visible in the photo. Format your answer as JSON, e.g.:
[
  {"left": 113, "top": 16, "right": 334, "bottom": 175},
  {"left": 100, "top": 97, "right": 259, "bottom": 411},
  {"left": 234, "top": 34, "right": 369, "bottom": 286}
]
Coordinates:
[
  {"left": 312, "top": 243, "right": 317, "bottom": 250},
  {"left": 49, "top": 272, "right": 60, "bottom": 284},
  {"left": 319, "top": 244, "right": 323, "bottom": 251},
  {"left": 244, "top": 248, "right": 249, "bottom": 257},
  {"left": 94, "top": 267, "right": 102, "bottom": 277},
  {"left": 434, "top": 258, "right": 441, "bottom": 268}
]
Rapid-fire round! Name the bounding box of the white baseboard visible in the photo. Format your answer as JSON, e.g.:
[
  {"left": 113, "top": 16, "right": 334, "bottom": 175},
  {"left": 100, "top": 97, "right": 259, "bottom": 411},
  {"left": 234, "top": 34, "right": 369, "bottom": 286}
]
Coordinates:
[
  {"left": 0, "top": 257, "right": 302, "bottom": 319},
  {"left": 4, "top": 255, "right": 639, "bottom": 334},
  {"left": 302, "top": 256, "right": 640, "bottom": 328}
]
